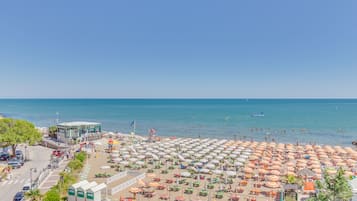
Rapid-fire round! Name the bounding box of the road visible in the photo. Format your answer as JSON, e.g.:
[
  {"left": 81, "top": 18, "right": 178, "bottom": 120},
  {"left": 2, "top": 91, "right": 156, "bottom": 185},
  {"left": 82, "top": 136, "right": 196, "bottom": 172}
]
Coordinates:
[{"left": 0, "top": 145, "right": 52, "bottom": 201}]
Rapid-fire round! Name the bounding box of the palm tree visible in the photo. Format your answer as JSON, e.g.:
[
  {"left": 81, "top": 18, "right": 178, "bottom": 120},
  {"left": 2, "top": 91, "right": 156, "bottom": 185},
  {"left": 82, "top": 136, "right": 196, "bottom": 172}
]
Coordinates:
[
  {"left": 308, "top": 168, "right": 352, "bottom": 201},
  {"left": 26, "top": 189, "right": 43, "bottom": 201}
]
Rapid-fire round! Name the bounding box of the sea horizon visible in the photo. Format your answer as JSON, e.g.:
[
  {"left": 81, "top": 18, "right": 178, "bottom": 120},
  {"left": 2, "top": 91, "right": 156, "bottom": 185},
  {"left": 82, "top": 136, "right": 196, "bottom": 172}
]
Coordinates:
[{"left": 1, "top": 98, "right": 357, "bottom": 146}]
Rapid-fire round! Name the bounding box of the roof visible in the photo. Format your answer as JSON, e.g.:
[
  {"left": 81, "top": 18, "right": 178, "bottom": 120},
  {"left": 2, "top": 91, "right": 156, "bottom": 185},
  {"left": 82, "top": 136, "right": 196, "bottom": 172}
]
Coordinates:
[
  {"left": 297, "top": 168, "right": 316, "bottom": 177},
  {"left": 57, "top": 121, "right": 101, "bottom": 127},
  {"left": 78, "top": 182, "right": 97, "bottom": 191},
  {"left": 88, "top": 183, "right": 107, "bottom": 192},
  {"left": 71, "top": 180, "right": 89, "bottom": 189},
  {"left": 283, "top": 184, "right": 299, "bottom": 190}
]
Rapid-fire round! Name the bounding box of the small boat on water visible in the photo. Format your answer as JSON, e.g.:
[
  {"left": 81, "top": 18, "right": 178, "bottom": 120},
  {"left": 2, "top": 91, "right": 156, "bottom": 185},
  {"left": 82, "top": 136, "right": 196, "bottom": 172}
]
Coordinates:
[{"left": 251, "top": 112, "right": 265, "bottom": 117}]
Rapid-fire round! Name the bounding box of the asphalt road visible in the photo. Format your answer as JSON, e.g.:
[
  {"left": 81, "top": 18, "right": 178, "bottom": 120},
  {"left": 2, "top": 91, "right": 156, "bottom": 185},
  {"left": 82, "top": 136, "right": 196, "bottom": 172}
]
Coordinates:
[{"left": 0, "top": 145, "right": 52, "bottom": 201}]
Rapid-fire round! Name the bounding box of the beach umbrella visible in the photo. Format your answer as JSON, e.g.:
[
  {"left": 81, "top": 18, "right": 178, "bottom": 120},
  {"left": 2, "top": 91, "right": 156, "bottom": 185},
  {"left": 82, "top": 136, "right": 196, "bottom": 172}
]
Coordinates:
[
  {"left": 213, "top": 169, "right": 223, "bottom": 175},
  {"left": 149, "top": 182, "right": 160, "bottom": 188},
  {"left": 129, "top": 158, "right": 137, "bottom": 162},
  {"left": 244, "top": 167, "right": 253, "bottom": 174},
  {"left": 205, "top": 163, "right": 215, "bottom": 169},
  {"left": 181, "top": 172, "right": 191, "bottom": 177},
  {"left": 237, "top": 158, "right": 246, "bottom": 163},
  {"left": 199, "top": 168, "right": 210, "bottom": 174},
  {"left": 226, "top": 171, "right": 236, "bottom": 177},
  {"left": 234, "top": 161, "right": 243, "bottom": 167},
  {"left": 194, "top": 162, "right": 203, "bottom": 167},
  {"left": 258, "top": 169, "right": 267, "bottom": 174},
  {"left": 270, "top": 170, "right": 281, "bottom": 176},
  {"left": 269, "top": 165, "right": 281, "bottom": 170},
  {"left": 130, "top": 187, "right": 141, "bottom": 193},
  {"left": 265, "top": 182, "right": 281, "bottom": 188},
  {"left": 120, "top": 161, "right": 129, "bottom": 166},
  {"left": 136, "top": 161, "right": 145, "bottom": 165},
  {"left": 267, "top": 175, "right": 280, "bottom": 182},
  {"left": 147, "top": 173, "right": 156, "bottom": 178},
  {"left": 211, "top": 160, "right": 220, "bottom": 164}
]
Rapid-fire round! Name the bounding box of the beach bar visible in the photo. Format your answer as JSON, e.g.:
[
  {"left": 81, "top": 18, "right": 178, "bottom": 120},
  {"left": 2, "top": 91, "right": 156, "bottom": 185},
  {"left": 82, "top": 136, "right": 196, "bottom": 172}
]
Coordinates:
[{"left": 57, "top": 121, "right": 102, "bottom": 143}]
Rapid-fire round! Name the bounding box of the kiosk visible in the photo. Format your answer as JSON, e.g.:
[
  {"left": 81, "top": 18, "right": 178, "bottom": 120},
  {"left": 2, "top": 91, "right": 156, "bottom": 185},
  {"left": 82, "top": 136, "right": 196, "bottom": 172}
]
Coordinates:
[
  {"left": 86, "top": 183, "right": 107, "bottom": 201},
  {"left": 77, "top": 182, "right": 98, "bottom": 201},
  {"left": 68, "top": 180, "right": 89, "bottom": 201}
]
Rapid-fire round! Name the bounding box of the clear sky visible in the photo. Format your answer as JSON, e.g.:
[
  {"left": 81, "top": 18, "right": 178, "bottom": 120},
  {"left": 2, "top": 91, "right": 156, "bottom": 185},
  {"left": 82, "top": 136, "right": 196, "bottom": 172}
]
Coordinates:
[{"left": 0, "top": 0, "right": 356, "bottom": 98}]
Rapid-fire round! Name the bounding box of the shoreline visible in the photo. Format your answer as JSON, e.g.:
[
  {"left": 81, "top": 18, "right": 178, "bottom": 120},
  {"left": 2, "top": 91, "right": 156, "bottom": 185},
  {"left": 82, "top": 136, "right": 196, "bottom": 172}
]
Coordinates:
[{"left": 108, "top": 132, "right": 356, "bottom": 149}]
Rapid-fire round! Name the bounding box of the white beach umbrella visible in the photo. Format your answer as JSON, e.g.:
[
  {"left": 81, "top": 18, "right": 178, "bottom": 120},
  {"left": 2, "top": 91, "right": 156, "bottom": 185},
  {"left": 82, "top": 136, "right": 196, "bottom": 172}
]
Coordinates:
[
  {"left": 226, "top": 171, "right": 236, "bottom": 177},
  {"left": 194, "top": 162, "right": 203, "bottom": 167},
  {"left": 199, "top": 168, "right": 210, "bottom": 174},
  {"left": 181, "top": 172, "right": 191, "bottom": 177},
  {"left": 136, "top": 161, "right": 145, "bottom": 165},
  {"left": 211, "top": 160, "right": 220, "bottom": 164},
  {"left": 120, "top": 161, "right": 129, "bottom": 166},
  {"left": 237, "top": 158, "right": 246, "bottom": 163},
  {"left": 205, "top": 163, "right": 215, "bottom": 169},
  {"left": 129, "top": 158, "right": 137, "bottom": 162}
]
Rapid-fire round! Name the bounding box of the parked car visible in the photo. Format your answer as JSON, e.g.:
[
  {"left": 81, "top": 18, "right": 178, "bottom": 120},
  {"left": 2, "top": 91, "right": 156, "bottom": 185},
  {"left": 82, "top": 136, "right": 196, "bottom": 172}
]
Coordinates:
[
  {"left": 52, "top": 150, "right": 64, "bottom": 157},
  {"left": 0, "top": 152, "right": 10, "bottom": 161},
  {"left": 8, "top": 159, "right": 23, "bottom": 169},
  {"left": 13, "top": 192, "right": 25, "bottom": 201},
  {"left": 22, "top": 183, "right": 31, "bottom": 193},
  {"left": 15, "top": 150, "right": 23, "bottom": 160}
]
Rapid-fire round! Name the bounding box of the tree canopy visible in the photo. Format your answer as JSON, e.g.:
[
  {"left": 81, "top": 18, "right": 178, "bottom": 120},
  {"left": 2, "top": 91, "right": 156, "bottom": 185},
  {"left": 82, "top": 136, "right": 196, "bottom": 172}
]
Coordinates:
[
  {"left": 309, "top": 168, "right": 353, "bottom": 201},
  {"left": 0, "top": 118, "right": 42, "bottom": 154}
]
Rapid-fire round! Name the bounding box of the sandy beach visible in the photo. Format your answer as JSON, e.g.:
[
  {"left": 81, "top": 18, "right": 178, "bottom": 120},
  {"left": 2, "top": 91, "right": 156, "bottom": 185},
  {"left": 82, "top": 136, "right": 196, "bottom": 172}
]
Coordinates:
[{"left": 81, "top": 133, "right": 357, "bottom": 201}]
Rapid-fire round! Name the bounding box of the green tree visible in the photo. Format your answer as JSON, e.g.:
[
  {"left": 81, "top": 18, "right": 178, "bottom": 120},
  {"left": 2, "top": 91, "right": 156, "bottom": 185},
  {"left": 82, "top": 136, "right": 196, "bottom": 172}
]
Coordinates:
[
  {"left": 0, "top": 118, "right": 42, "bottom": 156},
  {"left": 26, "top": 189, "right": 43, "bottom": 201},
  {"left": 48, "top": 126, "right": 58, "bottom": 138},
  {"left": 285, "top": 174, "right": 303, "bottom": 186},
  {"left": 308, "top": 168, "right": 352, "bottom": 201},
  {"left": 43, "top": 188, "right": 60, "bottom": 201}
]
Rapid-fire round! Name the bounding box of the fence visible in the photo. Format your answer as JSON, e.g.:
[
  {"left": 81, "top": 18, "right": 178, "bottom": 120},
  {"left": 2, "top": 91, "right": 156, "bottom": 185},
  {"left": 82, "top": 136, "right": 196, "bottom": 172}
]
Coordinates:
[
  {"left": 33, "top": 167, "right": 50, "bottom": 189},
  {"left": 106, "top": 171, "right": 128, "bottom": 184},
  {"left": 110, "top": 173, "right": 145, "bottom": 195}
]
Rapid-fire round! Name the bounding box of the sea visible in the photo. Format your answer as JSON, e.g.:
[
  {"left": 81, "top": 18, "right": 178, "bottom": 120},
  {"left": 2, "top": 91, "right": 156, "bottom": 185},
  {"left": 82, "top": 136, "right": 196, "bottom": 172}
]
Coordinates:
[{"left": 0, "top": 99, "right": 356, "bottom": 146}]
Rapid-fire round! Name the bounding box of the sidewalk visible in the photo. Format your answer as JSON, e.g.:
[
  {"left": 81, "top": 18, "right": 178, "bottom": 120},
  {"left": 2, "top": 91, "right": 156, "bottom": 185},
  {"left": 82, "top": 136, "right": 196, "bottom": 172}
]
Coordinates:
[{"left": 38, "top": 159, "right": 70, "bottom": 194}]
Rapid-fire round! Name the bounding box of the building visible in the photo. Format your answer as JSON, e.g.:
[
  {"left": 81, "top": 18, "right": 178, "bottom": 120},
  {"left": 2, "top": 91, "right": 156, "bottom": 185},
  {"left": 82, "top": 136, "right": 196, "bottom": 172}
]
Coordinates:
[{"left": 56, "top": 121, "right": 102, "bottom": 143}]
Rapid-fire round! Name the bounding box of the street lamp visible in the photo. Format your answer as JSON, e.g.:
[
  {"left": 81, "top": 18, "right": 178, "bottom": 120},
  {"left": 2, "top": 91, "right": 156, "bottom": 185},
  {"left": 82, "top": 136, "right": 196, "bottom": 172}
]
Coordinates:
[
  {"left": 30, "top": 168, "right": 37, "bottom": 190},
  {"left": 24, "top": 145, "right": 27, "bottom": 161}
]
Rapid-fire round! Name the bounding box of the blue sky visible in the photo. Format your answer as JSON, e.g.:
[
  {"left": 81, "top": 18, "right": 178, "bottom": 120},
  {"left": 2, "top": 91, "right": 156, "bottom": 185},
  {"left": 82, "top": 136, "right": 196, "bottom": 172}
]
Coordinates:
[{"left": 0, "top": 0, "right": 356, "bottom": 98}]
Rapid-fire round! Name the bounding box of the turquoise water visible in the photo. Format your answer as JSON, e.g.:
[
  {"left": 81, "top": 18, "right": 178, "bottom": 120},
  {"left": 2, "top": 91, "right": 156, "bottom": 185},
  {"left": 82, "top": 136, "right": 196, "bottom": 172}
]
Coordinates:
[{"left": 0, "top": 99, "right": 356, "bottom": 145}]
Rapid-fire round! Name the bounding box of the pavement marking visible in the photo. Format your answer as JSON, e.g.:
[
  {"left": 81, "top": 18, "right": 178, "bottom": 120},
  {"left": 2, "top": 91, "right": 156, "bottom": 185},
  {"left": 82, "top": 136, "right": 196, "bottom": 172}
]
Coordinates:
[
  {"left": 13, "top": 180, "right": 19, "bottom": 184},
  {"left": 7, "top": 180, "right": 13, "bottom": 184},
  {"left": 1, "top": 181, "right": 8, "bottom": 186}
]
